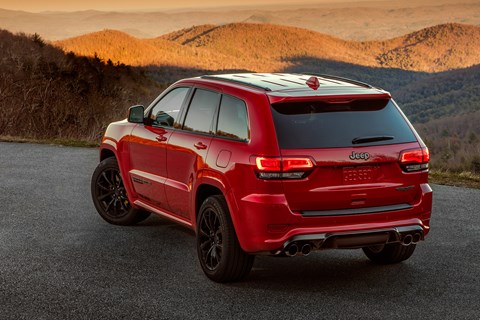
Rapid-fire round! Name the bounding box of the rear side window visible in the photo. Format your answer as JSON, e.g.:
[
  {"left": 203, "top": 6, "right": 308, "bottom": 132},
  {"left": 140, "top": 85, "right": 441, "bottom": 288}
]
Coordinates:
[
  {"left": 271, "top": 99, "right": 416, "bottom": 149},
  {"left": 183, "top": 89, "right": 220, "bottom": 134},
  {"left": 216, "top": 95, "right": 249, "bottom": 142}
]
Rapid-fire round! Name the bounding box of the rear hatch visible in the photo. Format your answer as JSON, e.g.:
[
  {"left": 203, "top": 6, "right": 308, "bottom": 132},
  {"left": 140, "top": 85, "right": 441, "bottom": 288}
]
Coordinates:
[{"left": 268, "top": 97, "right": 427, "bottom": 213}]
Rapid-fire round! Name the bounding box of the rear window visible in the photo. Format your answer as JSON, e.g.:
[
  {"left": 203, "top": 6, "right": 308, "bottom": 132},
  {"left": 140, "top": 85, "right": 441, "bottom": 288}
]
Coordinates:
[{"left": 271, "top": 99, "right": 416, "bottom": 149}]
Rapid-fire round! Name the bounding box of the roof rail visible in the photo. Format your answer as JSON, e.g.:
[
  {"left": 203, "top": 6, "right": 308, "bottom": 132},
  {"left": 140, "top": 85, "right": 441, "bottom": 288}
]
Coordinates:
[
  {"left": 305, "top": 73, "right": 373, "bottom": 89},
  {"left": 201, "top": 75, "right": 272, "bottom": 91}
]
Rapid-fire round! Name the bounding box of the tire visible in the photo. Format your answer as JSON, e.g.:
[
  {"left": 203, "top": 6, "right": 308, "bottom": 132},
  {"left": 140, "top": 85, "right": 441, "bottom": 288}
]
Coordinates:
[
  {"left": 91, "top": 157, "right": 150, "bottom": 225},
  {"left": 363, "top": 243, "right": 416, "bottom": 264},
  {"left": 196, "top": 195, "right": 254, "bottom": 282}
]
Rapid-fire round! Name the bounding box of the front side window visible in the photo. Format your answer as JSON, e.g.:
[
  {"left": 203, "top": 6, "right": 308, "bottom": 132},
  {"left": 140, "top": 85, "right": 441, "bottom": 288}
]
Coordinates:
[
  {"left": 149, "top": 87, "right": 189, "bottom": 128},
  {"left": 216, "top": 95, "right": 249, "bottom": 142},
  {"left": 183, "top": 89, "right": 220, "bottom": 134}
]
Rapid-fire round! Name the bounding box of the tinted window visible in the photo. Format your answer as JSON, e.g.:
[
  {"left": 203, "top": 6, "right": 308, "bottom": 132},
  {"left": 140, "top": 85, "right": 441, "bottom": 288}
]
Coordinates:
[
  {"left": 216, "top": 95, "right": 249, "bottom": 141},
  {"left": 150, "top": 87, "right": 189, "bottom": 127},
  {"left": 183, "top": 89, "right": 220, "bottom": 134},
  {"left": 271, "top": 99, "right": 416, "bottom": 149}
]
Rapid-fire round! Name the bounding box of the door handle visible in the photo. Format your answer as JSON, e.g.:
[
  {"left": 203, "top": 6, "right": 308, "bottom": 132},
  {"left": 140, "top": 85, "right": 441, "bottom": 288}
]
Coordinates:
[
  {"left": 194, "top": 142, "right": 208, "bottom": 150},
  {"left": 156, "top": 135, "right": 167, "bottom": 142}
]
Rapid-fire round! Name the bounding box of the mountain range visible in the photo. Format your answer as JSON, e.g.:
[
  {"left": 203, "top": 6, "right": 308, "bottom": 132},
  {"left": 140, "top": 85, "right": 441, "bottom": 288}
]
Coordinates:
[
  {"left": 55, "top": 23, "right": 480, "bottom": 73},
  {"left": 1, "top": 0, "right": 480, "bottom": 40}
]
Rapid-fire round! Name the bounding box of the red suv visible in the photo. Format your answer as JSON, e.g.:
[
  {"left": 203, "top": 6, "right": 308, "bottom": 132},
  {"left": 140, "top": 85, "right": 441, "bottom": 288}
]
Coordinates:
[{"left": 91, "top": 73, "right": 432, "bottom": 282}]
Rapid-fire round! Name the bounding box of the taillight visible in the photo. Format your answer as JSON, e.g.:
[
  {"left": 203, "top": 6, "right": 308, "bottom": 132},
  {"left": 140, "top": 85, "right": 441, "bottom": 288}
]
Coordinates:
[
  {"left": 255, "top": 157, "right": 314, "bottom": 179},
  {"left": 399, "top": 147, "right": 429, "bottom": 172}
]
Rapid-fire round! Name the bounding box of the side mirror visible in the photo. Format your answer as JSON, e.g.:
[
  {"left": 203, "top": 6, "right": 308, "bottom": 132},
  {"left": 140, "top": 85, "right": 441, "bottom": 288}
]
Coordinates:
[{"left": 128, "top": 105, "right": 145, "bottom": 123}]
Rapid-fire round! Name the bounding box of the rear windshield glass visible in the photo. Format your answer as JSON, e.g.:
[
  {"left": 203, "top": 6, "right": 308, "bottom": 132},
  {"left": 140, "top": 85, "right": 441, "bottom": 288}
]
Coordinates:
[{"left": 271, "top": 99, "right": 416, "bottom": 149}]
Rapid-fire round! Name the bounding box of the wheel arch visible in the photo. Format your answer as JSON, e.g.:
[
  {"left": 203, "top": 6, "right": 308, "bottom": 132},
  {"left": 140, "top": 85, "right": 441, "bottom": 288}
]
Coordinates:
[
  {"left": 195, "top": 183, "right": 223, "bottom": 223},
  {"left": 98, "top": 143, "right": 139, "bottom": 208},
  {"left": 100, "top": 147, "right": 116, "bottom": 161},
  {"left": 194, "top": 180, "right": 247, "bottom": 250}
]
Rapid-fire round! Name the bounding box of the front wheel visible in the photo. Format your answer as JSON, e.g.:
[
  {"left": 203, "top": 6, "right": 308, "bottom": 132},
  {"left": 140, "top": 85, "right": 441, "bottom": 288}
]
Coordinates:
[
  {"left": 196, "top": 195, "right": 254, "bottom": 282},
  {"left": 363, "top": 243, "right": 416, "bottom": 264},
  {"left": 91, "top": 157, "right": 150, "bottom": 225}
]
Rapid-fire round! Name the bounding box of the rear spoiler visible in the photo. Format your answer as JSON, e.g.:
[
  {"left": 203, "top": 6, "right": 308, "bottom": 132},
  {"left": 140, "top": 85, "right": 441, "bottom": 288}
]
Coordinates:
[{"left": 267, "top": 92, "right": 392, "bottom": 104}]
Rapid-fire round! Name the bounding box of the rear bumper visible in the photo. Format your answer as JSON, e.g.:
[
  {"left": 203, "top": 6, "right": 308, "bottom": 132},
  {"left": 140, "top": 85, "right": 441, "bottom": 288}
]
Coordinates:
[
  {"left": 277, "top": 225, "right": 423, "bottom": 256},
  {"left": 233, "top": 183, "right": 432, "bottom": 253}
]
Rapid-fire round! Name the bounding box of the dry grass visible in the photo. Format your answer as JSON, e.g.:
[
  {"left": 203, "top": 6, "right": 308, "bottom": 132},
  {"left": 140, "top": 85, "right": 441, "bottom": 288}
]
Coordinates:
[
  {"left": 0, "top": 135, "right": 98, "bottom": 148},
  {"left": 429, "top": 170, "right": 480, "bottom": 189}
]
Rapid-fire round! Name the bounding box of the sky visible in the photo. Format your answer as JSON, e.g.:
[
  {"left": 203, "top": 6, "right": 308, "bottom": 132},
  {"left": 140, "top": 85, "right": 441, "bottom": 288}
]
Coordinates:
[{"left": 0, "top": 0, "right": 376, "bottom": 12}]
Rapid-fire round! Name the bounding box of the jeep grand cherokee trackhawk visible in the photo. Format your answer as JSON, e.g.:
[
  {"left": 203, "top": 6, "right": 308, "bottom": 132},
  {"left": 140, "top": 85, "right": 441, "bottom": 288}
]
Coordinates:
[{"left": 91, "top": 73, "right": 432, "bottom": 282}]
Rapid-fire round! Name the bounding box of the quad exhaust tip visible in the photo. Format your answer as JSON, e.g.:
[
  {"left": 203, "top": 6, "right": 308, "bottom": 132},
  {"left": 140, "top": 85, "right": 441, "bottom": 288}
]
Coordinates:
[
  {"left": 412, "top": 233, "right": 421, "bottom": 244},
  {"left": 402, "top": 234, "right": 413, "bottom": 246},
  {"left": 402, "top": 233, "right": 423, "bottom": 246},
  {"left": 284, "top": 242, "right": 312, "bottom": 256},
  {"left": 301, "top": 243, "right": 312, "bottom": 256},
  {"left": 285, "top": 243, "right": 299, "bottom": 257}
]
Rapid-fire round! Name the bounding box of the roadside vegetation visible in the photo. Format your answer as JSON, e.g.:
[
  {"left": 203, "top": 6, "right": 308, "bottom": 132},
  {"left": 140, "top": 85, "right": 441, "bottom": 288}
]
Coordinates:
[
  {"left": 429, "top": 170, "right": 480, "bottom": 189},
  {"left": 0, "top": 30, "right": 161, "bottom": 143}
]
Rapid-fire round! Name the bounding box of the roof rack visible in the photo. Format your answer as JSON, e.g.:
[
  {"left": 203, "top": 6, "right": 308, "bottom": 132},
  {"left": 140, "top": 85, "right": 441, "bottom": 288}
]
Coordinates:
[
  {"left": 304, "top": 73, "right": 373, "bottom": 89},
  {"left": 200, "top": 75, "right": 272, "bottom": 91}
]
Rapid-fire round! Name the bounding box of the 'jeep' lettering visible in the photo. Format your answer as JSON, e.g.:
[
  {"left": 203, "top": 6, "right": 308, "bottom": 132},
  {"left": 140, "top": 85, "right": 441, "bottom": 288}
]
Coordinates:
[{"left": 349, "top": 151, "right": 370, "bottom": 160}]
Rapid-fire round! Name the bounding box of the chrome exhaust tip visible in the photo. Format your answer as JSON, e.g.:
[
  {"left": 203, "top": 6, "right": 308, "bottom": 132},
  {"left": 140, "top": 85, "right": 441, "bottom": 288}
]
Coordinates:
[
  {"left": 301, "top": 243, "right": 312, "bottom": 256},
  {"left": 412, "top": 233, "right": 421, "bottom": 244},
  {"left": 285, "top": 243, "right": 299, "bottom": 257},
  {"left": 402, "top": 234, "right": 413, "bottom": 246}
]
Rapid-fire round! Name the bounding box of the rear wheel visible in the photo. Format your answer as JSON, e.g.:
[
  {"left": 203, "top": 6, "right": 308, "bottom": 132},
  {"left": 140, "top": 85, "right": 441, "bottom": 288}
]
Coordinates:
[
  {"left": 91, "top": 157, "right": 150, "bottom": 225},
  {"left": 363, "top": 243, "right": 416, "bottom": 264},
  {"left": 196, "top": 195, "right": 254, "bottom": 282}
]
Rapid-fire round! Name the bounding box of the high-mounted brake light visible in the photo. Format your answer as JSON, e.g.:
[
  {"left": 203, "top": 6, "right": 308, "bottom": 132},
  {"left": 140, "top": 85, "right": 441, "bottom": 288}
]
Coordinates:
[
  {"left": 255, "top": 157, "right": 314, "bottom": 179},
  {"left": 399, "top": 147, "right": 429, "bottom": 172},
  {"left": 306, "top": 76, "right": 320, "bottom": 90}
]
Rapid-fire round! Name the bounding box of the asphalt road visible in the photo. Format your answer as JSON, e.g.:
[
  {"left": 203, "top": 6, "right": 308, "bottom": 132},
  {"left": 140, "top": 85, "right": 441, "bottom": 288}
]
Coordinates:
[{"left": 1, "top": 142, "right": 479, "bottom": 319}]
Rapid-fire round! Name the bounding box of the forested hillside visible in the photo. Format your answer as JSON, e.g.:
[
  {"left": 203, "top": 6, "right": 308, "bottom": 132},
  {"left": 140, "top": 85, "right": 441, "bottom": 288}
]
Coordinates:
[
  {"left": 53, "top": 29, "right": 231, "bottom": 70},
  {"left": 0, "top": 30, "right": 161, "bottom": 142},
  {"left": 376, "top": 23, "right": 480, "bottom": 71},
  {"left": 415, "top": 111, "right": 480, "bottom": 172},
  {"left": 392, "top": 65, "right": 480, "bottom": 123}
]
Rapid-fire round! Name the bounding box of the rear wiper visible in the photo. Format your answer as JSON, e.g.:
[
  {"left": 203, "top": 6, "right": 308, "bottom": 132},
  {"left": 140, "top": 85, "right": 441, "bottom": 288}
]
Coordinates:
[{"left": 352, "top": 135, "right": 394, "bottom": 144}]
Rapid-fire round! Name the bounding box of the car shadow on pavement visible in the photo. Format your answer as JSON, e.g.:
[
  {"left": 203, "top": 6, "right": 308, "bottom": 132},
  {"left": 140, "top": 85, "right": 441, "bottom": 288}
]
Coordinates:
[
  {"left": 94, "top": 214, "right": 429, "bottom": 294},
  {"left": 235, "top": 252, "right": 425, "bottom": 293}
]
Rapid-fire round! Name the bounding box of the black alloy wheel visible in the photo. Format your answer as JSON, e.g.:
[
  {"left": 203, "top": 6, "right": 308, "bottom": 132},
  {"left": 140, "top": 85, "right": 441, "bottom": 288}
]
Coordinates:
[
  {"left": 95, "top": 167, "right": 130, "bottom": 219},
  {"left": 198, "top": 207, "right": 223, "bottom": 271},
  {"left": 196, "top": 195, "right": 254, "bottom": 282},
  {"left": 91, "top": 157, "right": 150, "bottom": 225}
]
